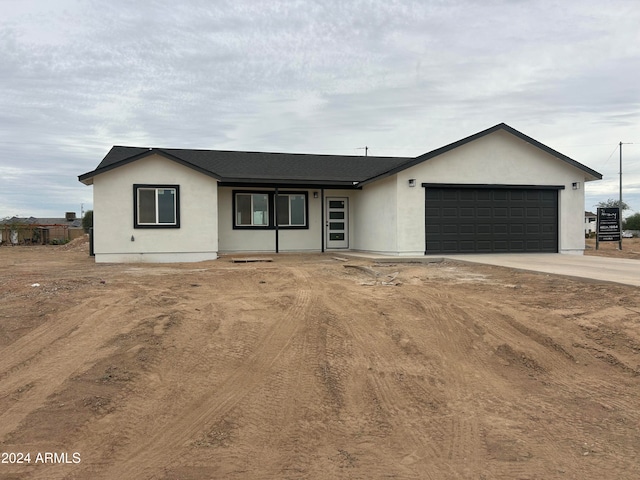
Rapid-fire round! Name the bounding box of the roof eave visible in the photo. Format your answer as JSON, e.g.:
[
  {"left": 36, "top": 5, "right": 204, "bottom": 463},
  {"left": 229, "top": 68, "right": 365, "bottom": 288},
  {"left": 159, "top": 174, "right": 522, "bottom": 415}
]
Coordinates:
[{"left": 219, "top": 178, "right": 360, "bottom": 188}]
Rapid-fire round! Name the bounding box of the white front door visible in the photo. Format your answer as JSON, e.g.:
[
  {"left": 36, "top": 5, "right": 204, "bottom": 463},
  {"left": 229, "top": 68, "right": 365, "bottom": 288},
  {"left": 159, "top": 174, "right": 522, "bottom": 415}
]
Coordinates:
[{"left": 326, "top": 197, "right": 348, "bottom": 249}]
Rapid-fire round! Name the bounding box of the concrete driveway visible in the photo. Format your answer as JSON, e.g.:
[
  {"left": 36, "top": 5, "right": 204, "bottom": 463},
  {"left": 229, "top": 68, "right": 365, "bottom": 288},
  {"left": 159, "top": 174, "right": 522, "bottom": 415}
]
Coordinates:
[{"left": 442, "top": 253, "right": 640, "bottom": 287}]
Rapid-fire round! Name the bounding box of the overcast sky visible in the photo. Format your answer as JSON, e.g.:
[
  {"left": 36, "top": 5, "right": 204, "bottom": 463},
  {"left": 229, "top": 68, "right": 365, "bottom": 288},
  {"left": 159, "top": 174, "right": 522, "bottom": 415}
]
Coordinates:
[{"left": 1, "top": 0, "right": 639, "bottom": 219}]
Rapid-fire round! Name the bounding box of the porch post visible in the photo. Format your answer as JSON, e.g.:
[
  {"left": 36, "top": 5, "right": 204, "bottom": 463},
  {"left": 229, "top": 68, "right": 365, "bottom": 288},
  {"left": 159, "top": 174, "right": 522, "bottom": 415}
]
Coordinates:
[
  {"left": 274, "top": 187, "right": 279, "bottom": 253},
  {"left": 321, "top": 188, "right": 325, "bottom": 252}
]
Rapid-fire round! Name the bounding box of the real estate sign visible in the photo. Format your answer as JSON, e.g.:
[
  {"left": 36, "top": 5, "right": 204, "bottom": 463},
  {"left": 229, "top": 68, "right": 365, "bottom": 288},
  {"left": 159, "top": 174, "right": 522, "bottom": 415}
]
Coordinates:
[{"left": 597, "top": 207, "right": 621, "bottom": 242}]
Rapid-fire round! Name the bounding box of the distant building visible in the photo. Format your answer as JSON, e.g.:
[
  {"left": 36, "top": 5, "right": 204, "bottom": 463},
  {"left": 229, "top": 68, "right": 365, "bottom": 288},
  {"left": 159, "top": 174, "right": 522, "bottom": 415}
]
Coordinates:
[
  {"left": 585, "top": 211, "right": 597, "bottom": 235},
  {"left": 0, "top": 212, "right": 84, "bottom": 245}
]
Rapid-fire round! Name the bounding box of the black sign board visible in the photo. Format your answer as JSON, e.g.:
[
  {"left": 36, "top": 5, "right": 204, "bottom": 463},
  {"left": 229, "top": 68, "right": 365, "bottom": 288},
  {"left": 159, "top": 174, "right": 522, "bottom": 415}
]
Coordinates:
[{"left": 597, "top": 207, "right": 621, "bottom": 242}]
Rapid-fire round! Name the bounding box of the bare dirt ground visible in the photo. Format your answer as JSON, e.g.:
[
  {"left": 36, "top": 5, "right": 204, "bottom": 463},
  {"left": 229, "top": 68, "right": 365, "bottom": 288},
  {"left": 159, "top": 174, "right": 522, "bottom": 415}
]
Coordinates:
[
  {"left": 1, "top": 237, "right": 640, "bottom": 480},
  {"left": 585, "top": 237, "right": 640, "bottom": 260}
]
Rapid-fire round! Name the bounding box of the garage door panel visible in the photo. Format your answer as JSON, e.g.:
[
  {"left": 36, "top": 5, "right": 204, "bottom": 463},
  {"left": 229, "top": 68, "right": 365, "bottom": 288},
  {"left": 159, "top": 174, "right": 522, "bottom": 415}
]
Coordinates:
[
  {"left": 527, "top": 224, "right": 540, "bottom": 234},
  {"left": 493, "top": 241, "right": 509, "bottom": 251},
  {"left": 426, "top": 224, "right": 441, "bottom": 235},
  {"left": 442, "top": 190, "right": 458, "bottom": 201},
  {"left": 426, "top": 187, "right": 558, "bottom": 253},
  {"left": 510, "top": 240, "right": 525, "bottom": 250},
  {"left": 541, "top": 190, "right": 556, "bottom": 201},
  {"left": 459, "top": 190, "right": 475, "bottom": 201},
  {"left": 477, "top": 191, "right": 492, "bottom": 201},
  {"left": 510, "top": 224, "right": 524, "bottom": 234},
  {"left": 510, "top": 207, "right": 524, "bottom": 218},
  {"left": 510, "top": 190, "right": 525, "bottom": 201},
  {"left": 493, "top": 190, "right": 508, "bottom": 201}
]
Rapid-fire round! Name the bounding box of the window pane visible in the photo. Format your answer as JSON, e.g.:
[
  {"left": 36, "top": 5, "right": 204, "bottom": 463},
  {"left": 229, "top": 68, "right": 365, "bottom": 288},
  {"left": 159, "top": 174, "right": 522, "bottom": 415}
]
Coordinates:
[
  {"left": 157, "top": 189, "right": 175, "bottom": 223},
  {"left": 329, "top": 211, "right": 344, "bottom": 219},
  {"left": 253, "top": 194, "right": 268, "bottom": 225},
  {"left": 329, "top": 200, "right": 344, "bottom": 208},
  {"left": 236, "top": 194, "right": 251, "bottom": 225},
  {"left": 290, "top": 195, "right": 305, "bottom": 225},
  {"left": 138, "top": 189, "right": 156, "bottom": 223},
  {"left": 276, "top": 195, "right": 290, "bottom": 226}
]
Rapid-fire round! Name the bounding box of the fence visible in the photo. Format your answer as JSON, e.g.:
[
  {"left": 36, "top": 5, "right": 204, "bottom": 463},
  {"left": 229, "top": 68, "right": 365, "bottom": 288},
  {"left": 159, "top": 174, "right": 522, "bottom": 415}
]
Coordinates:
[{"left": 0, "top": 224, "right": 84, "bottom": 245}]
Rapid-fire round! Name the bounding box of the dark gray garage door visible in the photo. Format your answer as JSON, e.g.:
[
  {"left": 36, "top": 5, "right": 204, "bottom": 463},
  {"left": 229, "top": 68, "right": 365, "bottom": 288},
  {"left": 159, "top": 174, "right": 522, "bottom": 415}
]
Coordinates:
[{"left": 425, "top": 186, "right": 558, "bottom": 254}]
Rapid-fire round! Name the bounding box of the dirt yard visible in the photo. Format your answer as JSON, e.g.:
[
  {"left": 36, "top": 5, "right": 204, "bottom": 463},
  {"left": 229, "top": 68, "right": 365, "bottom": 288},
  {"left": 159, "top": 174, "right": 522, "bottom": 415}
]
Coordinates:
[{"left": 1, "top": 238, "right": 639, "bottom": 480}]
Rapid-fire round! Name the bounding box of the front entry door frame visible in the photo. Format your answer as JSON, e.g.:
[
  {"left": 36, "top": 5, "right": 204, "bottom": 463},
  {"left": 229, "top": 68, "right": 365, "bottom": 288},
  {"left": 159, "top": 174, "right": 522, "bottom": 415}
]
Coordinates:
[{"left": 325, "top": 197, "right": 349, "bottom": 249}]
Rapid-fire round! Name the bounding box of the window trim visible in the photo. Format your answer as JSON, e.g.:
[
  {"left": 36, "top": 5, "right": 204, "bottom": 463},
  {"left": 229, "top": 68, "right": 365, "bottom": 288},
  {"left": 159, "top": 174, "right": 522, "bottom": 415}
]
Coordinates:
[
  {"left": 234, "top": 192, "right": 270, "bottom": 227},
  {"left": 232, "top": 190, "right": 309, "bottom": 230},
  {"left": 276, "top": 193, "right": 307, "bottom": 227},
  {"left": 133, "top": 184, "right": 181, "bottom": 229}
]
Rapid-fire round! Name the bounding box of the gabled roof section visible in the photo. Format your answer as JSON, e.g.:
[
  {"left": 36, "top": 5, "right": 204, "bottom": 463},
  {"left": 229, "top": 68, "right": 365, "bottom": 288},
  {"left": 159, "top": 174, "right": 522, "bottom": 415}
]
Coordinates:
[
  {"left": 358, "top": 123, "right": 602, "bottom": 186},
  {"left": 79, "top": 146, "right": 413, "bottom": 187},
  {"left": 78, "top": 123, "right": 602, "bottom": 187}
]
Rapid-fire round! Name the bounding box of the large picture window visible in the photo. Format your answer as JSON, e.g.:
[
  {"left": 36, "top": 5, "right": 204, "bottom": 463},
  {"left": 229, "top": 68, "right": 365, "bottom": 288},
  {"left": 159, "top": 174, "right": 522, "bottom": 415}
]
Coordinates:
[
  {"left": 134, "top": 184, "right": 180, "bottom": 228},
  {"left": 233, "top": 191, "right": 308, "bottom": 229}
]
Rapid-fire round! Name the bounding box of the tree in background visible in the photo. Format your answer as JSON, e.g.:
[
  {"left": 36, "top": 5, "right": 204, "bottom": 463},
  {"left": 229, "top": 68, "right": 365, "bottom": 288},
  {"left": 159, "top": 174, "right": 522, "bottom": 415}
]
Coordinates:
[
  {"left": 623, "top": 213, "right": 640, "bottom": 231},
  {"left": 82, "top": 210, "right": 93, "bottom": 233},
  {"left": 596, "top": 198, "right": 631, "bottom": 212}
]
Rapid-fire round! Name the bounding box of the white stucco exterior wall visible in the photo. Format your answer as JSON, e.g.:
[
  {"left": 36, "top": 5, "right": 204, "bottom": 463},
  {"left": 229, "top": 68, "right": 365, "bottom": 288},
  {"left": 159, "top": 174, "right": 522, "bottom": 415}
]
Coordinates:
[
  {"left": 92, "top": 154, "right": 218, "bottom": 262},
  {"left": 392, "top": 130, "right": 594, "bottom": 255},
  {"left": 352, "top": 176, "right": 399, "bottom": 254}
]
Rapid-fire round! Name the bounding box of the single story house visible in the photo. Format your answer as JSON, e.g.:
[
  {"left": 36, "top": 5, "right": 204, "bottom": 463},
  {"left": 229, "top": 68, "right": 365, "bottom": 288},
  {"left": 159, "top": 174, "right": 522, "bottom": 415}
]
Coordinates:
[{"left": 78, "top": 123, "right": 602, "bottom": 263}]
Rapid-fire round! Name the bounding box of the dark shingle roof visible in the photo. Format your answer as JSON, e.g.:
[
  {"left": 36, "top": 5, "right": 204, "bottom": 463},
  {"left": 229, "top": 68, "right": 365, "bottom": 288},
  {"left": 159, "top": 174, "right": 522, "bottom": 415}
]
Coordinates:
[
  {"left": 78, "top": 123, "right": 603, "bottom": 186},
  {"left": 80, "top": 147, "right": 413, "bottom": 186}
]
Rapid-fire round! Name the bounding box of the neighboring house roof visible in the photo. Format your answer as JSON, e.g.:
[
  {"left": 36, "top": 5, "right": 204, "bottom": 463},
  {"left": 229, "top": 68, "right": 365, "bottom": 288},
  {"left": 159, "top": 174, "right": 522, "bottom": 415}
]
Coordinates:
[
  {"left": 78, "top": 123, "right": 603, "bottom": 187},
  {"left": 585, "top": 211, "right": 597, "bottom": 218},
  {"left": 0, "top": 216, "right": 82, "bottom": 228}
]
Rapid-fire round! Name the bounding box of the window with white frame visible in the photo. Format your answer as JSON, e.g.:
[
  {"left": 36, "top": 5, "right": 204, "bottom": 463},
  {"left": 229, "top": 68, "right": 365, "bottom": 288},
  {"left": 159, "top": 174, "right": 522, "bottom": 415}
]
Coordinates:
[
  {"left": 235, "top": 193, "right": 269, "bottom": 226},
  {"left": 134, "top": 185, "right": 180, "bottom": 228}
]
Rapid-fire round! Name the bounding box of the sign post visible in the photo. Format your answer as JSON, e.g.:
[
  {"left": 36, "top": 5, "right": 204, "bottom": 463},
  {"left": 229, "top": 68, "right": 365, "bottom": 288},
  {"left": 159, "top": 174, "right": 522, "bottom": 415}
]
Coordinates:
[{"left": 596, "top": 207, "right": 621, "bottom": 250}]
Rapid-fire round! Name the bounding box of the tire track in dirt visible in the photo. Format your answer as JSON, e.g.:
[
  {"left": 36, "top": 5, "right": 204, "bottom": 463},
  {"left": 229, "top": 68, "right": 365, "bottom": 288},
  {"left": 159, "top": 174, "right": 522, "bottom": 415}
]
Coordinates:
[
  {"left": 0, "top": 290, "right": 154, "bottom": 440},
  {"left": 460, "top": 295, "right": 640, "bottom": 478},
  {"left": 406, "top": 291, "right": 486, "bottom": 468},
  {"left": 317, "top": 282, "right": 446, "bottom": 478},
  {"left": 476, "top": 300, "right": 640, "bottom": 422},
  {"left": 86, "top": 266, "right": 314, "bottom": 480},
  {"left": 447, "top": 298, "right": 584, "bottom": 469}
]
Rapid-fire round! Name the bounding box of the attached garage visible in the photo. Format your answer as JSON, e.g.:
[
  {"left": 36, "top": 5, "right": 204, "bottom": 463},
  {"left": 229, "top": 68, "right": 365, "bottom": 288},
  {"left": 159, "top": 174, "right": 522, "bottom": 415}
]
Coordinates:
[{"left": 424, "top": 185, "right": 560, "bottom": 254}]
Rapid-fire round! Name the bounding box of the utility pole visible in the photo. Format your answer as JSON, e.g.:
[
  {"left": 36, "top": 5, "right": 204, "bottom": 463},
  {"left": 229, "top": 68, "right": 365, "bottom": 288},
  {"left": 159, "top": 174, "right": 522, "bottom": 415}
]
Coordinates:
[
  {"left": 619, "top": 142, "right": 623, "bottom": 251},
  {"left": 357, "top": 146, "right": 368, "bottom": 157},
  {"left": 619, "top": 142, "right": 634, "bottom": 250}
]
